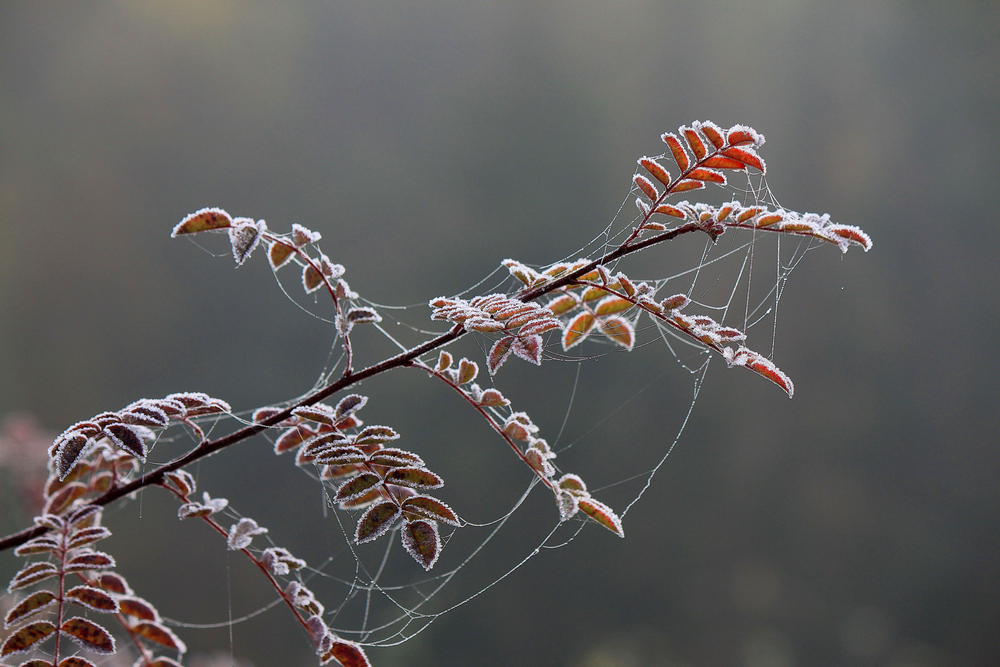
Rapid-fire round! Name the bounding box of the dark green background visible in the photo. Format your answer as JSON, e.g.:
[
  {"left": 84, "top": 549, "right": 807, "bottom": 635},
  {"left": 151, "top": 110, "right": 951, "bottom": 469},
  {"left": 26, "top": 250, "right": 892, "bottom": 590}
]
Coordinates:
[{"left": 2, "top": 2, "right": 998, "bottom": 666}]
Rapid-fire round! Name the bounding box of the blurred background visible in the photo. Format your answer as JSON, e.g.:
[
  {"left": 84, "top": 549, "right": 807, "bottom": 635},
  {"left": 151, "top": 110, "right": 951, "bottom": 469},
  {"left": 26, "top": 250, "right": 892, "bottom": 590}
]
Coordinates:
[{"left": 1, "top": 2, "right": 998, "bottom": 666}]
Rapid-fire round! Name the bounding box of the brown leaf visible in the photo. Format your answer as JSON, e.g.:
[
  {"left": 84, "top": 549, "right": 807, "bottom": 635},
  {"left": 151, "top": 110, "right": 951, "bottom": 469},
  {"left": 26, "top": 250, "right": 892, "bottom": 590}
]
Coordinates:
[
  {"left": 43, "top": 481, "right": 89, "bottom": 516},
  {"left": 402, "top": 495, "right": 460, "bottom": 526},
  {"left": 132, "top": 621, "right": 186, "bottom": 652},
  {"left": 8, "top": 562, "right": 59, "bottom": 591},
  {"left": 13, "top": 536, "right": 61, "bottom": 557},
  {"left": 171, "top": 208, "right": 233, "bottom": 236},
  {"left": 60, "top": 616, "right": 115, "bottom": 654},
  {"left": 59, "top": 658, "right": 98, "bottom": 667},
  {"left": 93, "top": 573, "right": 130, "bottom": 596},
  {"left": 104, "top": 423, "right": 147, "bottom": 460},
  {"left": 67, "top": 526, "right": 112, "bottom": 550},
  {"left": 384, "top": 468, "right": 444, "bottom": 490},
  {"left": 65, "top": 550, "right": 116, "bottom": 573},
  {"left": 401, "top": 520, "right": 441, "bottom": 571},
  {"left": 0, "top": 621, "right": 56, "bottom": 657},
  {"left": 511, "top": 334, "right": 543, "bottom": 366},
  {"left": 269, "top": 241, "right": 296, "bottom": 270},
  {"left": 355, "top": 502, "right": 402, "bottom": 544},
  {"left": 4, "top": 591, "right": 57, "bottom": 628},
  {"left": 302, "top": 263, "right": 324, "bottom": 293},
  {"left": 274, "top": 425, "right": 315, "bottom": 454},
  {"left": 117, "top": 596, "right": 159, "bottom": 621},
  {"left": 353, "top": 425, "right": 400, "bottom": 446},
  {"left": 64, "top": 585, "right": 118, "bottom": 613},
  {"left": 335, "top": 473, "right": 382, "bottom": 502}
]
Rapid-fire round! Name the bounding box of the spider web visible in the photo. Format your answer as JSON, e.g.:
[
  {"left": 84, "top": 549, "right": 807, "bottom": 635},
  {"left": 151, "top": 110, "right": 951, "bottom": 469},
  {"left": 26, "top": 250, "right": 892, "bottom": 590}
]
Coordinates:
[{"left": 140, "top": 153, "right": 827, "bottom": 658}]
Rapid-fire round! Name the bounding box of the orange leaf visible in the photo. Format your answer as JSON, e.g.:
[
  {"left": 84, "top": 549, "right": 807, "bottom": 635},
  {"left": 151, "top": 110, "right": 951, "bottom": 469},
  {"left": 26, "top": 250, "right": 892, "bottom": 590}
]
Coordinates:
[
  {"left": 633, "top": 174, "right": 659, "bottom": 200},
  {"left": 682, "top": 127, "right": 707, "bottom": 160},
  {"left": 687, "top": 168, "right": 725, "bottom": 184},
  {"left": 487, "top": 336, "right": 516, "bottom": 376},
  {"left": 599, "top": 315, "right": 635, "bottom": 351},
  {"left": 577, "top": 497, "right": 625, "bottom": 537},
  {"left": 171, "top": 208, "right": 232, "bottom": 237},
  {"left": 671, "top": 179, "right": 705, "bottom": 193},
  {"left": 639, "top": 157, "right": 672, "bottom": 187},
  {"left": 654, "top": 203, "right": 686, "bottom": 218},
  {"left": 562, "top": 311, "right": 596, "bottom": 350},
  {"left": 696, "top": 121, "right": 725, "bottom": 148},
  {"left": 594, "top": 296, "right": 633, "bottom": 317},
  {"left": 721, "top": 146, "right": 765, "bottom": 172},
  {"left": 701, "top": 155, "right": 746, "bottom": 170},
  {"left": 661, "top": 133, "right": 690, "bottom": 171}
]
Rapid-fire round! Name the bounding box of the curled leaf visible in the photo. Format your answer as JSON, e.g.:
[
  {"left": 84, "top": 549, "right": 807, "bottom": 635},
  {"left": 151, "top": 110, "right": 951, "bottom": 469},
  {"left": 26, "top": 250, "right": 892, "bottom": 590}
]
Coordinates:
[
  {"left": 171, "top": 207, "right": 232, "bottom": 237},
  {"left": 227, "top": 518, "right": 268, "bottom": 550}
]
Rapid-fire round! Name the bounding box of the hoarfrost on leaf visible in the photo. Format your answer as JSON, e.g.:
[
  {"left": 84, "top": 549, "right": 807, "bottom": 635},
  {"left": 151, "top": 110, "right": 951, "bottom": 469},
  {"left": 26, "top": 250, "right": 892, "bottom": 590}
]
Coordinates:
[
  {"left": 227, "top": 518, "right": 267, "bottom": 550},
  {"left": 229, "top": 219, "right": 266, "bottom": 266}
]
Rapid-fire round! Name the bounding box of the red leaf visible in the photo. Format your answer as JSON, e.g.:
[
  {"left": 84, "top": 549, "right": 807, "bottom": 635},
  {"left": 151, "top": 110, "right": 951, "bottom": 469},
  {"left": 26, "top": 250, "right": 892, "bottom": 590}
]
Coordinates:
[
  {"left": 487, "top": 336, "right": 516, "bottom": 376},
  {"left": 65, "top": 550, "right": 116, "bottom": 572},
  {"left": 726, "top": 124, "right": 762, "bottom": 147},
  {"left": 322, "top": 640, "right": 371, "bottom": 667},
  {"left": 8, "top": 562, "right": 59, "bottom": 591},
  {"left": 671, "top": 179, "right": 705, "bottom": 193},
  {"left": 401, "top": 520, "right": 441, "bottom": 570},
  {"left": 511, "top": 334, "right": 543, "bottom": 366},
  {"left": 721, "top": 146, "right": 765, "bottom": 172},
  {"left": 60, "top": 617, "right": 115, "bottom": 654},
  {"left": 577, "top": 497, "right": 625, "bottom": 538},
  {"left": 64, "top": 585, "right": 119, "bottom": 613},
  {"left": 696, "top": 121, "right": 725, "bottom": 148},
  {"left": 661, "top": 133, "right": 690, "bottom": 171},
  {"left": 1, "top": 621, "right": 56, "bottom": 657},
  {"left": 701, "top": 155, "right": 746, "bottom": 170},
  {"left": 687, "top": 167, "right": 725, "bottom": 184},
  {"left": 355, "top": 502, "right": 402, "bottom": 544},
  {"left": 562, "top": 311, "right": 596, "bottom": 350},
  {"left": 44, "top": 481, "right": 89, "bottom": 516},
  {"left": 93, "top": 573, "right": 130, "bottom": 596},
  {"left": 4, "top": 591, "right": 57, "bottom": 628},
  {"left": 118, "top": 596, "right": 159, "bottom": 621},
  {"left": 682, "top": 127, "right": 707, "bottom": 160},
  {"left": 633, "top": 174, "right": 659, "bottom": 200},
  {"left": 639, "top": 157, "right": 672, "bottom": 187},
  {"left": 13, "top": 536, "right": 60, "bottom": 557},
  {"left": 402, "top": 495, "right": 460, "bottom": 526},
  {"left": 132, "top": 621, "right": 186, "bottom": 652},
  {"left": 274, "top": 425, "right": 315, "bottom": 454},
  {"left": 384, "top": 467, "right": 444, "bottom": 490},
  {"left": 171, "top": 207, "right": 232, "bottom": 237},
  {"left": 302, "top": 263, "right": 323, "bottom": 293}
]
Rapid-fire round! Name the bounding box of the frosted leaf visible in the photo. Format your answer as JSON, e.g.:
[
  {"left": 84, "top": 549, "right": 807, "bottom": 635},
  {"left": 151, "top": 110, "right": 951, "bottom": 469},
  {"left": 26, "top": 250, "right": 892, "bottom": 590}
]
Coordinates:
[
  {"left": 369, "top": 448, "right": 424, "bottom": 467},
  {"left": 44, "top": 481, "right": 88, "bottom": 516},
  {"left": 577, "top": 497, "right": 625, "bottom": 538},
  {"left": 502, "top": 259, "right": 543, "bottom": 286},
  {"left": 227, "top": 517, "right": 267, "bottom": 550},
  {"left": 8, "top": 562, "right": 59, "bottom": 592},
  {"left": 292, "top": 404, "right": 336, "bottom": 425},
  {"left": 65, "top": 550, "right": 116, "bottom": 573},
  {"left": 354, "top": 425, "right": 400, "bottom": 446},
  {"left": 302, "top": 263, "right": 324, "bottom": 293},
  {"left": 54, "top": 432, "right": 95, "bottom": 480},
  {"left": 487, "top": 336, "right": 515, "bottom": 376},
  {"left": 545, "top": 294, "right": 577, "bottom": 316},
  {"left": 557, "top": 473, "right": 587, "bottom": 495},
  {"left": 562, "top": 311, "right": 596, "bottom": 350},
  {"left": 334, "top": 394, "right": 368, "bottom": 421},
  {"left": 14, "top": 536, "right": 61, "bottom": 556},
  {"left": 384, "top": 467, "right": 444, "bottom": 490},
  {"left": 305, "top": 613, "right": 327, "bottom": 647},
  {"left": 478, "top": 388, "right": 509, "bottom": 407},
  {"left": 335, "top": 473, "right": 381, "bottom": 502},
  {"left": 229, "top": 219, "right": 266, "bottom": 266},
  {"left": 0, "top": 620, "right": 56, "bottom": 656},
  {"left": 269, "top": 240, "right": 296, "bottom": 270},
  {"left": 402, "top": 495, "right": 460, "bottom": 526},
  {"left": 635, "top": 197, "right": 651, "bottom": 216},
  {"left": 724, "top": 346, "right": 795, "bottom": 397},
  {"left": 457, "top": 359, "right": 478, "bottom": 384},
  {"left": 4, "top": 590, "right": 57, "bottom": 628},
  {"left": 261, "top": 547, "right": 306, "bottom": 576},
  {"left": 67, "top": 526, "right": 112, "bottom": 550},
  {"left": 291, "top": 223, "right": 322, "bottom": 246},
  {"left": 202, "top": 492, "right": 229, "bottom": 513},
  {"left": 355, "top": 501, "right": 402, "bottom": 544},
  {"left": 557, "top": 491, "right": 579, "bottom": 521},
  {"left": 511, "top": 334, "right": 543, "bottom": 366},
  {"left": 726, "top": 123, "right": 765, "bottom": 148},
  {"left": 435, "top": 350, "right": 453, "bottom": 371},
  {"left": 177, "top": 502, "right": 213, "bottom": 519},
  {"left": 347, "top": 307, "right": 382, "bottom": 324},
  {"left": 93, "top": 573, "right": 131, "bottom": 596},
  {"left": 317, "top": 255, "right": 345, "bottom": 280},
  {"left": 524, "top": 448, "right": 555, "bottom": 477},
  {"left": 171, "top": 207, "right": 233, "bottom": 237},
  {"left": 59, "top": 616, "right": 115, "bottom": 654},
  {"left": 131, "top": 621, "right": 186, "bottom": 653},
  {"left": 661, "top": 294, "right": 690, "bottom": 311},
  {"left": 464, "top": 316, "right": 506, "bottom": 333},
  {"left": 400, "top": 519, "right": 441, "bottom": 571},
  {"left": 164, "top": 470, "right": 196, "bottom": 495},
  {"left": 64, "top": 585, "right": 119, "bottom": 614},
  {"left": 120, "top": 402, "right": 169, "bottom": 428},
  {"left": 336, "top": 278, "right": 358, "bottom": 299},
  {"left": 118, "top": 596, "right": 159, "bottom": 621}
]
